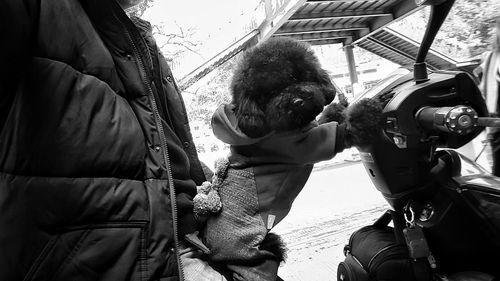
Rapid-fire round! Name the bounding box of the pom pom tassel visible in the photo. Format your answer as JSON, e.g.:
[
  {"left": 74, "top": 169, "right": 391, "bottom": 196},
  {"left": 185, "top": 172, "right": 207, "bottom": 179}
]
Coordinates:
[{"left": 193, "top": 158, "right": 230, "bottom": 221}]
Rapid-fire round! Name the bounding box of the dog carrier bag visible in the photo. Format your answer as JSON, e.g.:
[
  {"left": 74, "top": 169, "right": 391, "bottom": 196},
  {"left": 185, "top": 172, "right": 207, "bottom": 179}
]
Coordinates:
[{"left": 337, "top": 211, "right": 431, "bottom": 281}]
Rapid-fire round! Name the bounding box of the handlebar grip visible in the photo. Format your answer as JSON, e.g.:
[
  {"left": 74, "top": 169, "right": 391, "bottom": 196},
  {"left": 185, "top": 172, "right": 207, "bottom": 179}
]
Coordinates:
[{"left": 415, "top": 105, "right": 478, "bottom": 135}]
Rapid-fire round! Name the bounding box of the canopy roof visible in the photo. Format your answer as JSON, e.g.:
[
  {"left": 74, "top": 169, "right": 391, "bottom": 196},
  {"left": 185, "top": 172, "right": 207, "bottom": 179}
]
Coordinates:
[
  {"left": 179, "top": 0, "right": 466, "bottom": 90},
  {"left": 270, "top": 0, "right": 420, "bottom": 45}
]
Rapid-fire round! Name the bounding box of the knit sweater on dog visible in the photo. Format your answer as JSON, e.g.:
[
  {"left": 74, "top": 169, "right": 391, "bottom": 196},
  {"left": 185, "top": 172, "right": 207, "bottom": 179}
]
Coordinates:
[{"left": 205, "top": 104, "right": 338, "bottom": 280}]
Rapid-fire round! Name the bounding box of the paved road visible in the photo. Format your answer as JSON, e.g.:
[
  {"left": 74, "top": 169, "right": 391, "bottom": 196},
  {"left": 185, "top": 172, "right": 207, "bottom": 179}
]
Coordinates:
[{"left": 272, "top": 161, "right": 390, "bottom": 281}]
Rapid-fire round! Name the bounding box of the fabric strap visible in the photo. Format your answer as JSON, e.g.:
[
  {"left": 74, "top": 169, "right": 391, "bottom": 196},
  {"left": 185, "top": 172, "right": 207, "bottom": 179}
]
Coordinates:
[{"left": 390, "top": 210, "right": 431, "bottom": 281}]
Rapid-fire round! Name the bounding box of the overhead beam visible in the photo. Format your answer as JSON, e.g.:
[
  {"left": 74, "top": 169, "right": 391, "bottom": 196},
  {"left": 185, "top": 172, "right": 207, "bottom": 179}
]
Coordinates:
[
  {"left": 289, "top": 10, "right": 392, "bottom": 21},
  {"left": 279, "top": 34, "right": 352, "bottom": 42},
  {"left": 306, "top": 0, "right": 379, "bottom": 2},
  {"left": 274, "top": 30, "right": 354, "bottom": 39},
  {"left": 301, "top": 36, "right": 351, "bottom": 41},
  {"left": 383, "top": 27, "right": 457, "bottom": 64},
  {"left": 365, "top": 37, "right": 416, "bottom": 62},
  {"left": 275, "top": 23, "right": 368, "bottom": 35},
  {"left": 259, "top": 0, "right": 308, "bottom": 42},
  {"left": 357, "top": 27, "right": 457, "bottom": 70},
  {"left": 304, "top": 38, "right": 345, "bottom": 45},
  {"left": 358, "top": 41, "right": 415, "bottom": 69},
  {"left": 352, "top": 0, "right": 421, "bottom": 43}
]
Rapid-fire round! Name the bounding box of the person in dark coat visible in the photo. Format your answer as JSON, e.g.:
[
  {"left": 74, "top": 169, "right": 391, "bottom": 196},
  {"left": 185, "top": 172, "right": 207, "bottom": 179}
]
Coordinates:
[
  {"left": 476, "top": 17, "right": 500, "bottom": 176},
  {"left": 0, "top": 0, "right": 217, "bottom": 280}
]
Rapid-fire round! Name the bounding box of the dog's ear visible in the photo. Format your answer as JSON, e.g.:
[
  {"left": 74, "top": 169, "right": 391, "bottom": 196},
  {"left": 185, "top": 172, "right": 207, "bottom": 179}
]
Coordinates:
[{"left": 236, "top": 97, "right": 271, "bottom": 138}]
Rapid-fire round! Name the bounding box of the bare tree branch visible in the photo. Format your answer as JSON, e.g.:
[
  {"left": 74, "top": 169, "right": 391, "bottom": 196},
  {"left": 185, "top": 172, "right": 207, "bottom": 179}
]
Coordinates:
[{"left": 152, "top": 22, "right": 203, "bottom": 60}]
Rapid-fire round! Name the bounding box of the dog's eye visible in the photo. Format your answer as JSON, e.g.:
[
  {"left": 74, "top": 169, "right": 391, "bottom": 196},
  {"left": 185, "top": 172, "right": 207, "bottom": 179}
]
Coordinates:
[{"left": 293, "top": 98, "right": 304, "bottom": 107}]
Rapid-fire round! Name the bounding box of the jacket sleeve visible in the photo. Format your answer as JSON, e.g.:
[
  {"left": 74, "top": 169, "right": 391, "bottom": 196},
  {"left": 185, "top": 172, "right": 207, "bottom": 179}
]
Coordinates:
[
  {"left": 289, "top": 122, "right": 339, "bottom": 164},
  {"left": 258, "top": 122, "right": 339, "bottom": 165},
  {"left": 0, "top": 0, "right": 39, "bottom": 132}
]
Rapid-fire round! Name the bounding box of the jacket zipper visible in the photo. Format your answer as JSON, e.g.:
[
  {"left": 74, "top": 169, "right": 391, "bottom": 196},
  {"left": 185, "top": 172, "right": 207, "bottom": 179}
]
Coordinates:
[{"left": 122, "top": 27, "right": 185, "bottom": 281}]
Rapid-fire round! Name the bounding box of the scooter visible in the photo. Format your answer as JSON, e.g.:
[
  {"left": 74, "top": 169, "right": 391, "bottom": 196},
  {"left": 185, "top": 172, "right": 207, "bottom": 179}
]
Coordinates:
[{"left": 338, "top": 0, "right": 500, "bottom": 280}]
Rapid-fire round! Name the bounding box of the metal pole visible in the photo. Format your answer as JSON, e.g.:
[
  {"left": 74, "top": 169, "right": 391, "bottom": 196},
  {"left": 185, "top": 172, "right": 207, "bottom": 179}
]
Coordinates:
[{"left": 344, "top": 44, "right": 359, "bottom": 97}]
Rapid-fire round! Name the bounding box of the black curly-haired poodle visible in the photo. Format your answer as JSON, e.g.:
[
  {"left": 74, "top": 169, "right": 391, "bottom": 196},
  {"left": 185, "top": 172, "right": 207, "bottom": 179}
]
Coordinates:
[
  {"left": 197, "top": 37, "right": 384, "bottom": 281},
  {"left": 230, "top": 37, "right": 338, "bottom": 137}
]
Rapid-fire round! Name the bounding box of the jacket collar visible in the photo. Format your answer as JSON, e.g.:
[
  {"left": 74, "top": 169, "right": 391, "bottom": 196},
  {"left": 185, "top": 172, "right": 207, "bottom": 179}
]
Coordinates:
[{"left": 80, "top": 0, "right": 152, "bottom": 60}]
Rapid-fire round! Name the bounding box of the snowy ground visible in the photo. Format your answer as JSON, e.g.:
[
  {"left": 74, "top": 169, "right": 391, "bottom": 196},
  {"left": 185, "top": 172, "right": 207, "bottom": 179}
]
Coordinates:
[{"left": 271, "top": 161, "right": 389, "bottom": 281}]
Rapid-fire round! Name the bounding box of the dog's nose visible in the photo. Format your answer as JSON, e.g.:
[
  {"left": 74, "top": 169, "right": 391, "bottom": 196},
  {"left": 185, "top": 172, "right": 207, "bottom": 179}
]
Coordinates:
[{"left": 293, "top": 98, "right": 304, "bottom": 107}]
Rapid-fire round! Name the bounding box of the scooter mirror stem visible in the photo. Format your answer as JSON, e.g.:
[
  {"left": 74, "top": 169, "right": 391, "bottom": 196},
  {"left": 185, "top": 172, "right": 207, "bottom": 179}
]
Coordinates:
[
  {"left": 414, "top": 62, "right": 429, "bottom": 83},
  {"left": 413, "top": 0, "right": 456, "bottom": 83}
]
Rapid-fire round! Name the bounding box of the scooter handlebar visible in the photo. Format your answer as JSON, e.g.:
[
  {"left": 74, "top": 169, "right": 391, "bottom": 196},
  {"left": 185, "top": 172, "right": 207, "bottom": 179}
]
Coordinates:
[{"left": 415, "top": 105, "right": 479, "bottom": 135}]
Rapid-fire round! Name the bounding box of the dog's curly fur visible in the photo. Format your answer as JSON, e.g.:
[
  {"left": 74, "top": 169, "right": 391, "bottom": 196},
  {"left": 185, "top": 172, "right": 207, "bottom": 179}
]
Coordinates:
[
  {"left": 344, "top": 99, "right": 384, "bottom": 148},
  {"left": 260, "top": 232, "right": 287, "bottom": 262},
  {"left": 318, "top": 91, "right": 349, "bottom": 124},
  {"left": 320, "top": 97, "right": 384, "bottom": 149},
  {"left": 231, "top": 37, "right": 337, "bottom": 137}
]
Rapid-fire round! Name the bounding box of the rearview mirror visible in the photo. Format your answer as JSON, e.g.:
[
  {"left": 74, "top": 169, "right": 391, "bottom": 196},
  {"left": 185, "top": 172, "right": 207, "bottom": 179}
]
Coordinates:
[{"left": 413, "top": 0, "right": 455, "bottom": 82}]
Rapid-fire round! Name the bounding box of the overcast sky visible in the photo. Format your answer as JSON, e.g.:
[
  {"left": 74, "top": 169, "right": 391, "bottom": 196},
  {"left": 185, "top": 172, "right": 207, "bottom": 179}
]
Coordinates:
[{"left": 141, "top": 0, "right": 261, "bottom": 77}]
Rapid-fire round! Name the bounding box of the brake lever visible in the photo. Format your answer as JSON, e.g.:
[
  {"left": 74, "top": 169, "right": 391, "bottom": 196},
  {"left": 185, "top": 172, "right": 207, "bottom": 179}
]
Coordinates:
[{"left": 477, "top": 117, "right": 500, "bottom": 128}]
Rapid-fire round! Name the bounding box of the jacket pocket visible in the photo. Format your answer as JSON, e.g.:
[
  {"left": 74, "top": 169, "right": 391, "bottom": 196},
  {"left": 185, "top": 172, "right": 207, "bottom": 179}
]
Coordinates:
[{"left": 24, "top": 221, "right": 147, "bottom": 281}]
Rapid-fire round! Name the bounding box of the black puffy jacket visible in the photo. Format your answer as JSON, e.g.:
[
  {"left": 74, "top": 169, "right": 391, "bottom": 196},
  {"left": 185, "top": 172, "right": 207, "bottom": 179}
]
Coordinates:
[{"left": 0, "top": 0, "right": 208, "bottom": 280}]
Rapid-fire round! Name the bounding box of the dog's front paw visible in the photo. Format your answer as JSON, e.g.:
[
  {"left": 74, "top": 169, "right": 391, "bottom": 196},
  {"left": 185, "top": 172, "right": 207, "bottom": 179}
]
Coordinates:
[
  {"left": 318, "top": 102, "right": 347, "bottom": 124},
  {"left": 318, "top": 91, "right": 349, "bottom": 124},
  {"left": 345, "top": 98, "right": 384, "bottom": 148}
]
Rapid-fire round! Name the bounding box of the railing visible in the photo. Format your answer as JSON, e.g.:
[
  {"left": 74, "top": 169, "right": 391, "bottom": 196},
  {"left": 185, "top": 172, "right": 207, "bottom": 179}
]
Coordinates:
[{"left": 177, "top": 29, "right": 260, "bottom": 92}]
